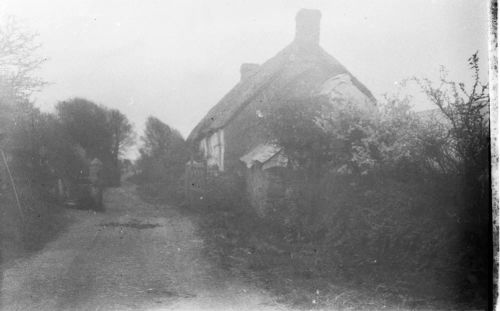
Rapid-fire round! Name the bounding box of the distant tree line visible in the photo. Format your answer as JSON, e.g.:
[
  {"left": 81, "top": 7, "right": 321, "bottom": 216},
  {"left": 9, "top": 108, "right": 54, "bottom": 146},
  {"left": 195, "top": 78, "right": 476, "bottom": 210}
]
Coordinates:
[{"left": 131, "top": 116, "right": 188, "bottom": 202}]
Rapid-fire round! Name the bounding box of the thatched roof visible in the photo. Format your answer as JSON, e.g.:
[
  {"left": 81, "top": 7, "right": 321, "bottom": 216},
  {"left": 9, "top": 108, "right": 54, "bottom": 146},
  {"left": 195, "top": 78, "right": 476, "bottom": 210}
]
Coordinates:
[{"left": 187, "top": 9, "right": 376, "bottom": 143}]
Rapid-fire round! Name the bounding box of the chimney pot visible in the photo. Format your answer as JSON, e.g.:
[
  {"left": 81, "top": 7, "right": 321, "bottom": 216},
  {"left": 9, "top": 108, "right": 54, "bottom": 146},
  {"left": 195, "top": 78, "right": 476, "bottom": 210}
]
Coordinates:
[
  {"left": 240, "top": 63, "right": 259, "bottom": 81},
  {"left": 295, "top": 9, "right": 321, "bottom": 46}
]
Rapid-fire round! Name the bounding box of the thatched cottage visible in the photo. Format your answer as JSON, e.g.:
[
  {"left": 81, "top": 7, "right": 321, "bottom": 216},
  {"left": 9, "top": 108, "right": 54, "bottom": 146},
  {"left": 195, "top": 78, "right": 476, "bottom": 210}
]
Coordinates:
[{"left": 187, "top": 9, "right": 376, "bottom": 214}]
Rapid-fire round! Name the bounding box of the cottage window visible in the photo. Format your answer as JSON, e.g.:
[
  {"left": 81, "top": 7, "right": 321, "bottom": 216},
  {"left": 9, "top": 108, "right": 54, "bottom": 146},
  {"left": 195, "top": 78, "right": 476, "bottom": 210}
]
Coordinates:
[{"left": 199, "top": 129, "right": 225, "bottom": 171}]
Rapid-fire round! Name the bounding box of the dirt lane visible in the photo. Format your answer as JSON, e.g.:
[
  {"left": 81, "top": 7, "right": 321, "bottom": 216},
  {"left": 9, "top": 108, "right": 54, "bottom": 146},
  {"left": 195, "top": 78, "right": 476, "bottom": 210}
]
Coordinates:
[{"left": 1, "top": 185, "right": 285, "bottom": 311}]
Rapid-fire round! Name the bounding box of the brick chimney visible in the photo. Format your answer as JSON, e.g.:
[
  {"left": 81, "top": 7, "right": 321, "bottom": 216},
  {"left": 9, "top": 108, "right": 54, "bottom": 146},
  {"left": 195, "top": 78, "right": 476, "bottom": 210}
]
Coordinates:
[
  {"left": 295, "top": 9, "right": 321, "bottom": 46},
  {"left": 240, "top": 63, "right": 259, "bottom": 81}
]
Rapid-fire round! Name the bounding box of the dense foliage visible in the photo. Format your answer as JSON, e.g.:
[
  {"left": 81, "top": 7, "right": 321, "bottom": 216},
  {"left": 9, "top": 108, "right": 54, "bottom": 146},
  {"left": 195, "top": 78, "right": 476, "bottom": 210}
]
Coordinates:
[
  {"left": 195, "top": 54, "right": 490, "bottom": 307},
  {"left": 5, "top": 98, "right": 135, "bottom": 189}
]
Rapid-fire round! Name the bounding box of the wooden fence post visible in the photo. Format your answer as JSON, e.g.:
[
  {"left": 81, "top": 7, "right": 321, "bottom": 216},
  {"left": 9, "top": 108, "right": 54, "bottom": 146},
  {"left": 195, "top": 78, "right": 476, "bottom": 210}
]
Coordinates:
[{"left": 0, "top": 149, "right": 25, "bottom": 224}]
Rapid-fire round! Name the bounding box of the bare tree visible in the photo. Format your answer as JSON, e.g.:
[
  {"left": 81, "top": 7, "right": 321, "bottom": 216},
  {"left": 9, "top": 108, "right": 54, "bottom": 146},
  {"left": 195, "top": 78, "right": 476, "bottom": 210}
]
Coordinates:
[
  {"left": 0, "top": 15, "right": 47, "bottom": 159},
  {"left": 0, "top": 15, "right": 47, "bottom": 102},
  {"left": 415, "top": 52, "right": 489, "bottom": 177}
]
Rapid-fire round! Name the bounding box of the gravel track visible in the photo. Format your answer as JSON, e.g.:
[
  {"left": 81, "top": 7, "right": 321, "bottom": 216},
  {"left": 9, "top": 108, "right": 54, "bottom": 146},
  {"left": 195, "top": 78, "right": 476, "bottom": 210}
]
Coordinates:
[{"left": 1, "top": 184, "right": 285, "bottom": 311}]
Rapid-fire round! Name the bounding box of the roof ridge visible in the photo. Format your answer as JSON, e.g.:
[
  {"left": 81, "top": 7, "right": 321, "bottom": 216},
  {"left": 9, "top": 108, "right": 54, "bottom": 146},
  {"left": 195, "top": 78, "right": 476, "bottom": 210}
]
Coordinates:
[
  {"left": 187, "top": 43, "right": 376, "bottom": 142},
  {"left": 187, "top": 44, "right": 296, "bottom": 142}
]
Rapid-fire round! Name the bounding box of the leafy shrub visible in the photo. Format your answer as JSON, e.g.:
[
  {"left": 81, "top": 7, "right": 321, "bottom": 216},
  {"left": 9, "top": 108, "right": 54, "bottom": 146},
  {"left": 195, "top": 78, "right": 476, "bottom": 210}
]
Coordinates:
[{"left": 194, "top": 172, "right": 247, "bottom": 211}]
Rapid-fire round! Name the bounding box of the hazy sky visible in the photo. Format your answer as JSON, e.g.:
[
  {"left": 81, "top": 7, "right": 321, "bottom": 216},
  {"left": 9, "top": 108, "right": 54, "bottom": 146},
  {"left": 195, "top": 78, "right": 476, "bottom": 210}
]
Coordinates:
[{"left": 1, "top": 0, "right": 490, "bottom": 144}]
